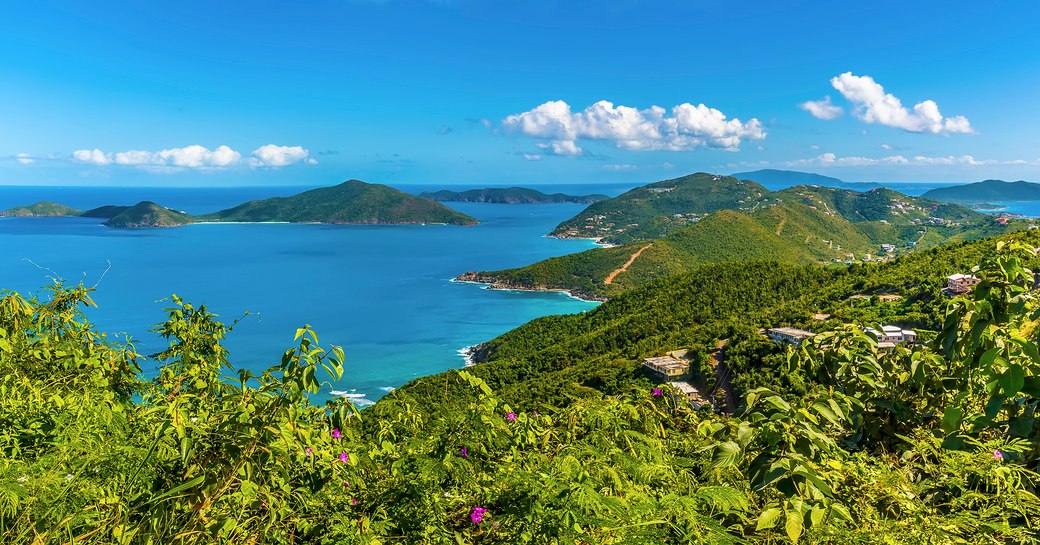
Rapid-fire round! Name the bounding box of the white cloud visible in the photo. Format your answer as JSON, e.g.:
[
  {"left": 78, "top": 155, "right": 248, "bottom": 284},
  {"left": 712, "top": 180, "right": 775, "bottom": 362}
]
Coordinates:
[
  {"left": 830, "top": 72, "right": 974, "bottom": 135},
  {"left": 249, "top": 144, "right": 310, "bottom": 167},
  {"left": 503, "top": 99, "right": 765, "bottom": 154},
  {"left": 522, "top": 153, "right": 542, "bottom": 161},
  {"left": 881, "top": 144, "right": 893, "bottom": 150},
  {"left": 69, "top": 144, "right": 314, "bottom": 170},
  {"left": 73, "top": 148, "right": 111, "bottom": 165},
  {"left": 15, "top": 153, "right": 34, "bottom": 165},
  {"left": 799, "top": 96, "right": 843, "bottom": 120},
  {"left": 787, "top": 152, "right": 1011, "bottom": 168},
  {"left": 662, "top": 162, "right": 675, "bottom": 169},
  {"left": 604, "top": 164, "right": 636, "bottom": 171}
]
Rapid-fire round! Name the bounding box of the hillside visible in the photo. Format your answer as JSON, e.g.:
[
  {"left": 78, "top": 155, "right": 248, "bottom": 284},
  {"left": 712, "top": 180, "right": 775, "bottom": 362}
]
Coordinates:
[
  {"left": 7, "top": 227, "right": 1040, "bottom": 543},
  {"left": 103, "top": 201, "right": 196, "bottom": 228},
  {"left": 468, "top": 181, "right": 1020, "bottom": 298},
  {"left": 419, "top": 187, "right": 608, "bottom": 204},
  {"left": 923, "top": 179, "right": 1040, "bottom": 202},
  {"left": 0, "top": 201, "right": 81, "bottom": 217},
  {"left": 80, "top": 204, "right": 131, "bottom": 218},
  {"left": 732, "top": 168, "right": 882, "bottom": 191},
  {"left": 551, "top": 172, "right": 768, "bottom": 243},
  {"left": 201, "top": 179, "right": 478, "bottom": 225}
]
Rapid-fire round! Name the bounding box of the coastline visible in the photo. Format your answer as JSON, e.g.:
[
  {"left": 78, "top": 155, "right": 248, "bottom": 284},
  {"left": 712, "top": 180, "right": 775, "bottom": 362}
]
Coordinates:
[
  {"left": 451, "top": 276, "right": 605, "bottom": 303},
  {"left": 546, "top": 233, "right": 616, "bottom": 248}
]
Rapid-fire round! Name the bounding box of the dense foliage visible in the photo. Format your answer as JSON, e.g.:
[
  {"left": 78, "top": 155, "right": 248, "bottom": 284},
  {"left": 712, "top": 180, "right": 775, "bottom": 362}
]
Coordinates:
[{"left": 3, "top": 231, "right": 1040, "bottom": 543}]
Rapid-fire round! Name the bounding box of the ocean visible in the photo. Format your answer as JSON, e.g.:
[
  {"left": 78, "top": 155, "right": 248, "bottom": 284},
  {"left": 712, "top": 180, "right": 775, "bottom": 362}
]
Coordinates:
[{"left": 0, "top": 183, "right": 638, "bottom": 405}]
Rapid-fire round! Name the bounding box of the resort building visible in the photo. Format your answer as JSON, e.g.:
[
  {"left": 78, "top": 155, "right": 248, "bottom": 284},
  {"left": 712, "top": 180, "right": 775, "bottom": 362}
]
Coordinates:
[
  {"left": 865, "top": 325, "right": 918, "bottom": 348},
  {"left": 642, "top": 355, "right": 689, "bottom": 377},
  {"left": 766, "top": 327, "right": 815, "bottom": 345},
  {"left": 946, "top": 274, "right": 980, "bottom": 295}
]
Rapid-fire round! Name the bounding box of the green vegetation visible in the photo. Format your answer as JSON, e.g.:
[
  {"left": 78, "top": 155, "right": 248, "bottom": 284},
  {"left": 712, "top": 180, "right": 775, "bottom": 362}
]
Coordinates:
[
  {"left": 473, "top": 174, "right": 1027, "bottom": 298},
  {"left": 103, "top": 201, "right": 196, "bottom": 228},
  {"left": 0, "top": 201, "right": 81, "bottom": 217},
  {"left": 201, "top": 180, "right": 477, "bottom": 225},
  {"left": 4, "top": 229, "right": 1039, "bottom": 543},
  {"left": 419, "top": 187, "right": 609, "bottom": 204},
  {"left": 3, "top": 180, "right": 479, "bottom": 229},
  {"left": 923, "top": 179, "right": 1040, "bottom": 203}
]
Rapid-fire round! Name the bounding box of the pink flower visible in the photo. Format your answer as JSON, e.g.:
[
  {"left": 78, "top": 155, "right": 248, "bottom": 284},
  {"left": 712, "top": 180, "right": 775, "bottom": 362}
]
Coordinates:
[
  {"left": 506, "top": 412, "right": 517, "bottom": 421},
  {"left": 652, "top": 388, "right": 662, "bottom": 397},
  {"left": 339, "top": 452, "right": 350, "bottom": 463},
  {"left": 332, "top": 428, "right": 341, "bottom": 440},
  {"left": 457, "top": 446, "right": 468, "bottom": 459},
  {"left": 350, "top": 497, "right": 358, "bottom": 506},
  {"left": 305, "top": 447, "right": 313, "bottom": 457},
  {"left": 993, "top": 450, "right": 1004, "bottom": 460},
  {"left": 470, "top": 506, "right": 488, "bottom": 524}
]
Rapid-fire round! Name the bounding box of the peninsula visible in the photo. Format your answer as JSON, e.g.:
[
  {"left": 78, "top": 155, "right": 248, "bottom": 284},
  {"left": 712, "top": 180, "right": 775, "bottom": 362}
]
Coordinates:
[{"left": 922, "top": 179, "right": 1040, "bottom": 202}]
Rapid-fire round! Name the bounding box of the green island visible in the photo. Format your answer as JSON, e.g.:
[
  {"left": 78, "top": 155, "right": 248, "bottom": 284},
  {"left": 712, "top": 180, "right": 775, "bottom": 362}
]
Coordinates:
[
  {"left": 464, "top": 173, "right": 1026, "bottom": 300},
  {"left": 419, "top": 187, "right": 609, "bottom": 204},
  {"left": 731, "top": 169, "right": 883, "bottom": 191},
  {"left": 4, "top": 225, "right": 1039, "bottom": 543},
  {"left": 0, "top": 180, "right": 478, "bottom": 228},
  {"left": 923, "top": 179, "right": 1040, "bottom": 203}
]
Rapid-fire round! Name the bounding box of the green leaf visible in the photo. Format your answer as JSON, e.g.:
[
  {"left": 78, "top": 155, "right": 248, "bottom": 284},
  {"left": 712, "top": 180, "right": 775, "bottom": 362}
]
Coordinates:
[
  {"left": 711, "top": 441, "right": 741, "bottom": 468},
  {"left": 786, "top": 509, "right": 803, "bottom": 542},
  {"left": 756, "top": 507, "right": 783, "bottom": 530},
  {"left": 999, "top": 364, "right": 1025, "bottom": 395},
  {"left": 940, "top": 406, "right": 963, "bottom": 435}
]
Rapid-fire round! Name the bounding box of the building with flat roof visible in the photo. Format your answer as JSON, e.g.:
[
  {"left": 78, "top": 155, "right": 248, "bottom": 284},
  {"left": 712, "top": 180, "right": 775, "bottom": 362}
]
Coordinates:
[
  {"left": 766, "top": 327, "right": 815, "bottom": 345},
  {"left": 946, "top": 274, "right": 980, "bottom": 295},
  {"left": 642, "top": 355, "right": 689, "bottom": 377},
  {"left": 865, "top": 325, "right": 917, "bottom": 348}
]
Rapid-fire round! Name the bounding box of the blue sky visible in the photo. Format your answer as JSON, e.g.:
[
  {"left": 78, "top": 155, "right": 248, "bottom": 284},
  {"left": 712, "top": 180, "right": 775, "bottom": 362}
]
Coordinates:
[{"left": 1, "top": 0, "right": 1038, "bottom": 186}]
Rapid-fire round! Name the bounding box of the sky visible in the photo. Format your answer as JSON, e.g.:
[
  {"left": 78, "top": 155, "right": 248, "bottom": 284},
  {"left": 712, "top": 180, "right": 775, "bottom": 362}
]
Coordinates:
[{"left": 1, "top": 0, "right": 1038, "bottom": 186}]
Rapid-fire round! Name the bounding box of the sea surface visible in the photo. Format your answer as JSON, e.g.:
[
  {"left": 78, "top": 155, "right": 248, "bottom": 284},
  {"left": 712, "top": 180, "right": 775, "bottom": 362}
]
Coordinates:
[{"left": 0, "top": 183, "right": 638, "bottom": 405}]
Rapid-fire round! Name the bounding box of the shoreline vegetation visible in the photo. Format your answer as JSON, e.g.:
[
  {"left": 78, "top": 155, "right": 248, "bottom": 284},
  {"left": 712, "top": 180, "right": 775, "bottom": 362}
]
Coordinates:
[{"left": 451, "top": 274, "right": 607, "bottom": 302}]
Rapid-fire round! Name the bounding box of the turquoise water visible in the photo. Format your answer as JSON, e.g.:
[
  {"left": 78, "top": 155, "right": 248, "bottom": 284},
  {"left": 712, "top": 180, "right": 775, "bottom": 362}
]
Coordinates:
[{"left": 0, "top": 186, "right": 634, "bottom": 405}]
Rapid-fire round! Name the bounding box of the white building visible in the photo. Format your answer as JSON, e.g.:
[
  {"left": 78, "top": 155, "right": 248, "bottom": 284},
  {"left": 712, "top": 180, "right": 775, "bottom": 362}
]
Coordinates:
[
  {"left": 865, "top": 325, "right": 917, "bottom": 348},
  {"left": 766, "top": 327, "right": 815, "bottom": 345}
]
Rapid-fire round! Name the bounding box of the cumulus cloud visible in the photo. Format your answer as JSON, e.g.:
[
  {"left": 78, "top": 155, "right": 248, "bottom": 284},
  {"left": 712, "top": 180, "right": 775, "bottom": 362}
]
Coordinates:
[
  {"left": 799, "top": 96, "right": 843, "bottom": 120},
  {"left": 249, "top": 145, "right": 311, "bottom": 167},
  {"left": 69, "top": 144, "right": 314, "bottom": 170},
  {"left": 787, "top": 152, "right": 1009, "bottom": 168},
  {"left": 604, "top": 164, "right": 636, "bottom": 171},
  {"left": 503, "top": 99, "right": 765, "bottom": 154},
  {"left": 830, "top": 72, "right": 974, "bottom": 135},
  {"left": 15, "top": 153, "right": 34, "bottom": 165}
]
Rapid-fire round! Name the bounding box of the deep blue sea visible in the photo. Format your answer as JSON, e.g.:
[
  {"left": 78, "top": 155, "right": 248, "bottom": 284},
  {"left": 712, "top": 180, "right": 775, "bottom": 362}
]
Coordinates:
[{"left": 0, "top": 183, "right": 638, "bottom": 405}]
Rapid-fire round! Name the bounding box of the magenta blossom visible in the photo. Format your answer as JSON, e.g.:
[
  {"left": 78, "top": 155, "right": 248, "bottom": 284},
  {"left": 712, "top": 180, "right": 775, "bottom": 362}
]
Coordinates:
[
  {"left": 339, "top": 452, "right": 350, "bottom": 463},
  {"left": 332, "top": 428, "right": 341, "bottom": 440},
  {"left": 652, "top": 388, "right": 663, "bottom": 397},
  {"left": 993, "top": 450, "right": 1004, "bottom": 460},
  {"left": 470, "top": 506, "right": 489, "bottom": 524},
  {"left": 457, "top": 446, "right": 468, "bottom": 459},
  {"left": 305, "top": 447, "right": 313, "bottom": 457},
  {"left": 506, "top": 412, "right": 517, "bottom": 421},
  {"left": 350, "top": 497, "right": 358, "bottom": 506}
]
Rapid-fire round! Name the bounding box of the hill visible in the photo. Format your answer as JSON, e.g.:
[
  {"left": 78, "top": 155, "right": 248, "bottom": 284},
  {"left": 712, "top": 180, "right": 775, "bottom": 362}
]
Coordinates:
[
  {"left": 732, "top": 168, "right": 883, "bottom": 191},
  {"left": 200, "top": 179, "right": 478, "bottom": 225},
  {"left": 102, "top": 201, "right": 196, "bottom": 228},
  {"left": 419, "top": 187, "right": 608, "bottom": 204},
  {"left": 80, "top": 204, "right": 131, "bottom": 218},
  {"left": 550, "top": 172, "right": 769, "bottom": 244},
  {"left": 470, "top": 178, "right": 1019, "bottom": 298},
  {"left": 923, "top": 179, "right": 1040, "bottom": 202},
  {"left": 0, "top": 201, "right": 81, "bottom": 217}
]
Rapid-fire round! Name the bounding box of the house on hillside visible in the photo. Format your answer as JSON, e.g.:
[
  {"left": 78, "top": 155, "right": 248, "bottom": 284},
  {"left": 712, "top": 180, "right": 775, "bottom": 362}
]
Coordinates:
[
  {"left": 946, "top": 274, "right": 980, "bottom": 295},
  {"left": 865, "top": 325, "right": 917, "bottom": 349},
  {"left": 766, "top": 327, "right": 815, "bottom": 346},
  {"left": 642, "top": 355, "right": 689, "bottom": 378},
  {"left": 880, "top": 244, "right": 896, "bottom": 253}
]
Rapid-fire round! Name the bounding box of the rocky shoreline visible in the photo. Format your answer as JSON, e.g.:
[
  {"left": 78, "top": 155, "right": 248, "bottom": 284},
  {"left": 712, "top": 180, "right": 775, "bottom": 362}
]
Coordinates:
[{"left": 453, "top": 272, "right": 607, "bottom": 302}]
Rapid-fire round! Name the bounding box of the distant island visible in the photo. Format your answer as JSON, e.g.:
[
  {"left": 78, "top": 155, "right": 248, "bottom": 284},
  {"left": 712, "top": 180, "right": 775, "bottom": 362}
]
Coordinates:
[
  {"left": 0, "top": 180, "right": 478, "bottom": 228},
  {"left": 419, "top": 187, "right": 608, "bottom": 204},
  {"left": 732, "top": 169, "right": 883, "bottom": 191},
  {"left": 922, "top": 179, "right": 1040, "bottom": 203}
]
